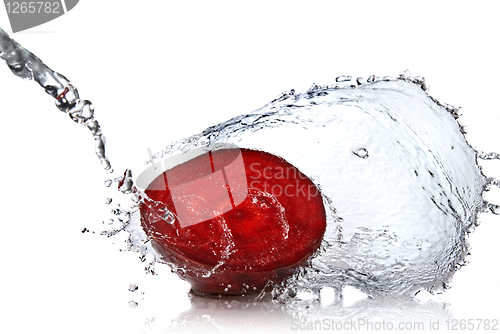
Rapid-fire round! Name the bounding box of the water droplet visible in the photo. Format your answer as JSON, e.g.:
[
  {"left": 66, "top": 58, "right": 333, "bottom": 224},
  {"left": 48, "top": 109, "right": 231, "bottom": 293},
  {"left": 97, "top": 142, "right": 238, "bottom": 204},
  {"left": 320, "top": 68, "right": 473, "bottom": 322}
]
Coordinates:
[
  {"left": 128, "top": 301, "right": 138, "bottom": 308},
  {"left": 118, "top": 169, "right": 134, "bottom": 194},
  {"left": 128, "top": 284, "right": 138, "bottom": 292},
  {"left": 478, "top": 151, "right": 500, "bottom": 160},
  {"left": 223, "top": 288, "right": 228, "bottom": 292},
  {"left": 352, "top": 148, "right": 369, "bottom": 159},
  {"left": 411, "top": 76, "right": 428, "bottom": 91},
  {"left": 336, "top": 75, "right": 352, "bottom": 82},
  {"left": 105, "top": 198, "right": 112, "bottom": 205},
  {"left": 104, "top": 179, "right": 112, "bottom": 187},
  {"left": 488, "top": 203, "right": 500, "bottom": 215},
  {"left": 147, "top": 77, "right": 488, "bottom": 298},
  {"left": 131, "top": 194, "right": 140, "bottom": 203}
]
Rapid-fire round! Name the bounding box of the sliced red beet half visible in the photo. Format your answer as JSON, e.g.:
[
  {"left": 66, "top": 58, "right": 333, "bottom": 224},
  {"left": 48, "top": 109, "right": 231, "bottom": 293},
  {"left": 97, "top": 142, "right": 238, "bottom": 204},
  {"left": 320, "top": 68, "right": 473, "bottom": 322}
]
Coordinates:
[{"left": 139, "top": 148, "right": 326, "bottom": 295}]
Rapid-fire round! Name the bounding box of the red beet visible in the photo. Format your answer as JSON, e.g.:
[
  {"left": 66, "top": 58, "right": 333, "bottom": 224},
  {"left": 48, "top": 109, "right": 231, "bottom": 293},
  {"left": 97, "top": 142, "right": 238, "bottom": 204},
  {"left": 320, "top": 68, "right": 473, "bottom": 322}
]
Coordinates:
[{"left": 139, "top": 148, "right": 326, "bottom": 295}]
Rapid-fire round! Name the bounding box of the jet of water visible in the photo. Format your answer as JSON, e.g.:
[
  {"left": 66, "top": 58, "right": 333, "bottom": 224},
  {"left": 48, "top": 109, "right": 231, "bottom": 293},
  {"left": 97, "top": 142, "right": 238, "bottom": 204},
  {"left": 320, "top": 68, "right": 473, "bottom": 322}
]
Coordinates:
[{"left": 0, "top": 28, "right": 112, "bottom": 171}]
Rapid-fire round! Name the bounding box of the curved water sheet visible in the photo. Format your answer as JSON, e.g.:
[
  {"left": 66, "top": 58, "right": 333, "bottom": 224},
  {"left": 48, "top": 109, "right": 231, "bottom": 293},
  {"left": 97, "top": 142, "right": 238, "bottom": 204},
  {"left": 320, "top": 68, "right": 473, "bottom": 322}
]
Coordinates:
[{"left": 148, "top": 77, "right": 487, "bottom": 298}]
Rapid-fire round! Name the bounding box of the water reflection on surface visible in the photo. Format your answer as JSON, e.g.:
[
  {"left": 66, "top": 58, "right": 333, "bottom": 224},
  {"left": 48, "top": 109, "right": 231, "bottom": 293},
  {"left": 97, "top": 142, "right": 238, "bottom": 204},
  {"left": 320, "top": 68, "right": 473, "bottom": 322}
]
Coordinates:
[{"left": 160, "top": 291, "right": 452, "bottom": 333}]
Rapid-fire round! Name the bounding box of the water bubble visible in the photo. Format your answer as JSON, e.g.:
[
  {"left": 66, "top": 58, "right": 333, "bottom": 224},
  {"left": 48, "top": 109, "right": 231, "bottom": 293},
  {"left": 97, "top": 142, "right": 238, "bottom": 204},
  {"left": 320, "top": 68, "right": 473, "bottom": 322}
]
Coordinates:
[
  {"left": 477, "top": 150, "right": 500, "bottom": 160},
  {"left": 352, "top": 148, "right": 369, "bottom": 159},
  {"left": 131, "top": 194, "right": 140, "bottom": 203},
  {"left": 118, "top": 169, "right": 134, "bottom": 194},
  {"left": 488, "top": 203, "right": 500, "bottom": 215}
]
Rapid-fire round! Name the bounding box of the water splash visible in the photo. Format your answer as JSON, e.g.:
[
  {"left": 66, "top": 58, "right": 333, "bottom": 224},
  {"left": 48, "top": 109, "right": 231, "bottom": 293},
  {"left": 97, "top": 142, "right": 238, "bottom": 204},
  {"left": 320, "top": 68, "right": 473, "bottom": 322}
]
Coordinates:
[
  {"left": 144, "top": 73, "right": 490, "bottom": 298},
  {"left": 0, "top": 28, "right": 497, "bottom": 302}
]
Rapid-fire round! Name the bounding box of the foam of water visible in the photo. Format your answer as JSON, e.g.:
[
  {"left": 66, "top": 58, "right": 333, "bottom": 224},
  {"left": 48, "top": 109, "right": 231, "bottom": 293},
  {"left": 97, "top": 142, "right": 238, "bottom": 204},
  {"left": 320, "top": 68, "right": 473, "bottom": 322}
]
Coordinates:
[{"left": 1, "top": 28, "right": 497, "bottom": 303}]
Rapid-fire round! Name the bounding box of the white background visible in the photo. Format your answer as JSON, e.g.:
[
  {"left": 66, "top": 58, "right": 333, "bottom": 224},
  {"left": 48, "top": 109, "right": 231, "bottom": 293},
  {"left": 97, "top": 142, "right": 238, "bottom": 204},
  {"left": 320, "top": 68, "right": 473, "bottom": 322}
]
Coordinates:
[{"left": 1, "top": 1, "right": 499, "bottom": 333}]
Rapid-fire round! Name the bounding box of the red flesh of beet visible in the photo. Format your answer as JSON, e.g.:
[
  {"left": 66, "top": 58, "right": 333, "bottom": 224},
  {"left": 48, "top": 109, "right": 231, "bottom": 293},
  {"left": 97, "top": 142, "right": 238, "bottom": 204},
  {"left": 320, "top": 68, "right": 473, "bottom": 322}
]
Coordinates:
[{"left": 139, "top": 148, "right": 326, "bottom": 295}]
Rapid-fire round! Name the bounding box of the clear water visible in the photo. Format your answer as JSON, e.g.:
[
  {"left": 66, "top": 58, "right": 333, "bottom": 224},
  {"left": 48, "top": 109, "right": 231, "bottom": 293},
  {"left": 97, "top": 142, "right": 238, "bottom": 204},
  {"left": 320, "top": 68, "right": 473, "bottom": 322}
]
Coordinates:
[
  {"left": 1, "top": 28, "right": 497, "bottom": 302},
  {"left": 142, "top": 75, "right": 488, "bottom": 298}
]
